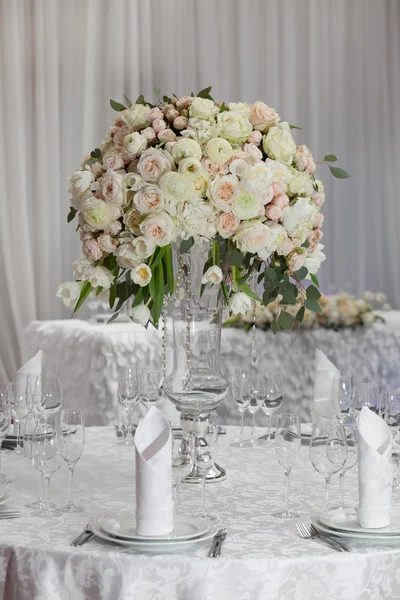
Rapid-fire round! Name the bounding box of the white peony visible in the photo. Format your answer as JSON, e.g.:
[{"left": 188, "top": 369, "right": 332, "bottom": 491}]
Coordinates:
[
  {"left": 304, "top": 244, "right": 326, "bottom": 276},
  {"left": 208, "top": 175, "right": 240, "bottom": 212},
  {"left": 263, "top": 126, "right": 296, "bottom": 166},
  {"left": 189, "top": 97, "right": 219, "bottom": 120},
  {"left": 123, "top": 132, "right": 147, "bottom": 157},
  {"left": 178, "top": 158, "right": 209, "bottom": 195},
  {"left": 81, "top": 197, "right": 115, "bottom": 231},
  {"left": 267, "top": 222, "right": 289, "bottom": 251},
  {"left": 171, "top": 138, "right": 202, "bottom": 164},
  {"left": 217, "top": 111, "right": 253, "bottom": 144},
  {"left": 120, "top": 104, "right": 150, "bottom": 131},
  {"left": 131, "top": 263, "right": 152, "bottom": 287},
  {"left": 240, "top": 163, "right": 274, "bottom": 200},
  {"left": 159, "top": 172, "right": 194, "bottom": 215},
  {"left": 281, "top": 197, "right": 319, "bottom": 243},
  {"left": 133, "top": 184, "right": 165, "bottom": 214},
  {"left": 205, "top": 137, "right": 234, "bottom": 164},
  {"left": 227, "top": 102, "right": 251, "bottom": 117},
  {"left": 140, "top": 211, "right": 175, "bottom": 247},
  {"left": 130, "top": 303, "right": 151, "bottom": 326},
  {"left": 232, "top": 190, "right": 261, "bottom": 220},
  {"left": 287, "top": 169, "right": 314, "bottom": 197},
  {"left": 229, "top": 292, "right": 252, "bottom": 315},
  {"left": 201, "top": 265, "right": 223, "bottom": 285},
  {"left": 56, "top": 281, "right": 81, "bottom": 308},
  {"left": 265, "top": 158, "right": 291, "bottom": 183},
  {"left": 177, "top": 196, "right": 217, "bottom": 239},
  {"left": 84, "top": 266, "right": 114, "bottom": 290},
  {"left": 72, "top": 258, "right": 92, "bottom": 280}
]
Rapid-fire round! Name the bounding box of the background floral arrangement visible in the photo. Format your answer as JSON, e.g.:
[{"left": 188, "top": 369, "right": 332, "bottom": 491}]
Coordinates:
[
  {"left": 58, "top": 86, "right": 349, "bottom": 330},
  {"left": 223, "top": 291, "right": 389, "bottom": 331}
]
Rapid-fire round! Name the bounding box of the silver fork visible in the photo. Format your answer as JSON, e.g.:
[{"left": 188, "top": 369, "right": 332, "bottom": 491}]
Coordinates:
[
  {"left": 296, "top": 521, "right": 351, "bottom": 552},
  {"left": 70, "top": 518, "right": 97, "bottom": 547}
]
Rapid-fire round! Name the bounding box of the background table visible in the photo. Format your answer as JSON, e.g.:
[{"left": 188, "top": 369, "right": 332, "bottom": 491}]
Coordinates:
[
  {"left": 1, "top": 426, "right": 400, "bottom": 599},
  {"left": 22, "top": 316, "right": 400, "bottom": 426}
]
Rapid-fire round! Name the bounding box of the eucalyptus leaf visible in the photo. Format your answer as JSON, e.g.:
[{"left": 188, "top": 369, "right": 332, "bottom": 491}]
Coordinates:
[
  {"left": 278, "top": 310, "right": 294, "bottom": 329},
  {"left": 90, "top": 148, "right": 101, "bottom": 159},
  {"left": 289, "top": 124, "right": 303, "bottom": 130},
  {"left": 153, "top": 87, "right": 161, "bottom": 97},
  {"left": 310, "top": 273, "right": 320, "bottom": 287},
  {"left": 197, "top": 86, "right": 212, "bottom": 99},
  {"left": 271, "top": 320, "right": 278, "bottom": 334},
  {"left": 302, "top": 239, "right": 310, "bottom": 249},
  {"left": 163, "top": 95, "right": 171, "bottom": 103},
  {"left": 110, "top": 99, "right": 126, "bottom": 112},
  {"left": 135, "top": 94, "right": 145, "bottom": 105},
  {"left": 296, "top": 306, "right": 305, "bottom": 323},
  {"left": 324, "top": 154, "right": 337, "bottom": 162},
  {"left": 293, "top": 266, "right": 308, "bottom": 280},
  {"left": 304, "top": 299, "right": 322, "bottom": 313},
  {"left": 67, "top": 207, "right": 77, "bottom": 223},
  {"left": 219, "top": 103, "right": 227, "bottom": 112},
  {"left": 306, "top": 285, "right": 321, "bottom": 301},
  {"left": 229, "top": 248, "right": 243, "bottom": 266},
  {"left": 180, "top": 236, "right": 194, "bottom": 254},
  {"left": 329, "top": 166, "right": 351, "bottom": 179}
]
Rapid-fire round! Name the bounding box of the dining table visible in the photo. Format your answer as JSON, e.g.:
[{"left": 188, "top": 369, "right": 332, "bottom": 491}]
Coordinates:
[{"left": 1, "top": 425, "right": 400, "bottom": 600}]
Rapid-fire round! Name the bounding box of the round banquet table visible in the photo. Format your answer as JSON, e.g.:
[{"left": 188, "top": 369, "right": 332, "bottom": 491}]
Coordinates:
[
  {"left": 22, "top": 316, "right": 400, "bottom": 426},
  {"left": 1, "top": 426, "right": 400, "bottom": 600}
]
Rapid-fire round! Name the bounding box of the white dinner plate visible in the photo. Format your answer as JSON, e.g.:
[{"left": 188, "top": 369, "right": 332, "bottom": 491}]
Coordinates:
[
  {"left": 0, "top": 492, "right": 10, "bottom": 507},
  {"left": 92, "top": 521, "right": 216, "bottom": 552},
  {"left": 313, "top": 519, "right": 400, "bottom": 542},
  {"left": 101, "top": 515, "right": 209, "bottom": 541},
  {"left": 319, "top": 507, "right": 400, "bottom": 535}
]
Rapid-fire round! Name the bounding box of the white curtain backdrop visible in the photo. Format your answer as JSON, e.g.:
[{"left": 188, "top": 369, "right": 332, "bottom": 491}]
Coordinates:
[{"left": 0, "top": 0, "right": 399, "bottom": 388}]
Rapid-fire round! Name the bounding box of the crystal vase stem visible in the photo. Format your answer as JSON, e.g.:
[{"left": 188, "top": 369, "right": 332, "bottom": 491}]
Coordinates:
[
  {"left": 43, "top": 474, "right": 50, "bottom": 510},
  {"left": 15, "top": 421, "right": 22, "bottom": 453},
  {"left": 173, "top": 481, "right": 179, "bottom": 516},
  {"left": 265, "top": 414, "right": 272, "bottom": 445}
]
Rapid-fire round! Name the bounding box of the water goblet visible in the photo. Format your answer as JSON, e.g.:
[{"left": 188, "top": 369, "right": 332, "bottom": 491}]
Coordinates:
[
  {"left": 272, "top": 414, "right": 301, "bottom": 519},
  {"left": 171, "top": 433, "right": 193, "bottom": 515},
  {"left": 309, "top": 416, "right": 347, "bottom": 510},
  {"left": 40, "top": 377, "right": 63, "bottom": 420},
  {"left": 231, "top": 368, "right": 251, "bottom": 447},
  {"left": 0, "top": 390, "right": 12, "bottom": 484},
  {"left": 58, "top": 409, "right": 85, "bottom": 512},
  {"left": 256, "top": 372, "right": 284, "bottom": 447},
  {"left": 117, "top": 366, "right": 139, "bottom": 444},
  {"left": 8, "top": 380, "right": 30, "bottom": 454},
  {"left": 32, "top": 416, "right": 63, "bottom": 516},
  {"left": 140, "top": 370, "right": 164, "bottom": 410},
  {"left": 193, "top": 418, "right": 218, "bottom": 521}
]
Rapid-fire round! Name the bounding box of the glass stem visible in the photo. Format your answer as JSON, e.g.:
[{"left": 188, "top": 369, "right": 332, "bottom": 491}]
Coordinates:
[
  {"left": 200, "top": 474, "right": 206, "bottom": 515},
  {"left": 339, "top": 471, "right": 345, "bottom": 507},
  {"left": 251, "top": 412, "right": 255, "bottom": 442},
  {"left": 15, "top": 421, "right": 21, "bottom": 451},
  {"left": 68, "top": 465, "right": 74, "bottom": 506},
  {"left": 266, "top": 414, "right": 271, "bottom": 444},
  {"left": 0, "top": 441, "right": 2, "bottom": 475},
  {"left": 325, "top": 476, "right": 331, "bottom": 511},
  {"left": 43, "top": 474, "right": 50, "bottom": 510},
  {"left": 239, "top": 410, "right": 245, "bottom": 444},
  {"left": 39, "top": 471, "right": 44, "bottom": 500},
  {"left": 284, "top": 470, "right": 291, "bottom": 514},
  {"left": 173, "top": 481, "right": 179, "bottom": 516}
]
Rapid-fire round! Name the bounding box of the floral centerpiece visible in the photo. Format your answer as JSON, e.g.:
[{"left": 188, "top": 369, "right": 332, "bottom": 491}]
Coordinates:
[{"left": 58, "top": 86, "right": 349, "bottom": 331}]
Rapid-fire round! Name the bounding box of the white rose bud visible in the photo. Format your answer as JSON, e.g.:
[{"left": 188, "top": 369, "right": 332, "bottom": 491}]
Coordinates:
[
  {"left": 131, "top": 263, "right": 152, "bottom": 287},
  {"left": 201, "top": 265, "right": 223, "bottom": 285}
]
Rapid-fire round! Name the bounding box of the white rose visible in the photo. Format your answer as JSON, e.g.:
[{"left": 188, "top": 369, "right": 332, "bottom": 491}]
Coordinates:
[
  {"left": 227, "top": 102, "right": 251, "bottom": 117},
  {"left": 84, "top": 266, "right": 114, "bottom": 290},
  {"left": 234, "top": 221, "right": 275, "bottom": 259},
  {"left": 133, "top": 184, "right": 165, "bottom": 214},
  {"left": 229, "top": 292, "right": 252, "bottom": 315},
  {"left": 130, "top": 304, "right": 151, "bottom": 327},
  {"left": 209, "top": 175, "right": 240, "bottom": 212},
  {"left": 304, "top": 244, "right": 326, "bottom": 276},
  {"left": 217, "top": 212, "right": 240, "bottom": 238},
  {"left": 81, "top": 197, "right": 115, "bottom": 231},
  {"left": 69, "top": 169, "right": 94, "bottom": 197},
  {"left": 171, "top": 138, "right": 202, "bottom": 164},
  {"left": 232, "top": 190, "right": 261, "bottom": 220},
  {"left": 56, "top": 281, "right": 81, "bottom": 308},
  {"left": 178, "top": 197, "right": 217, "bottom": 239},
  {"left": 137, "top": 148, "right": 173, "bottom": 183},
  {"left": 123, "top": 132, "right": 147, "bottom": 157},
  {"left": 120, "top": 104, "right": 150, "bottom": 131},
  {"left": 205, "top": 137, "right": 233, "bottom": 164},
  {"left": 240, "top": 163, "right": 274, "bottom": 200},
  {"left": 201, "top": 265, "right": 223, "bottom": 285},
  {"left": 263, "top": 127, "right": 296, "bottom": 166},
  {"left": 131, "top": 263, "right": 152, "bottom": 287},
  {"left": 287, "top": 169, "right": 314, "bottom": 197},
  {"left": 140, "top": 211, "right": 175, "bottom": 247},
  {"left": 281, "top": 197, "right": 319, "bottom": 242},
  {"left": 217, "top": 111, "right": 253, "bottom": 144},
  {"left": 178, "top": 158, "right": 209, "bottom": 196},
  {"left": 160, "top": 172, "right": 194, "bottom": 215},
  {"left": 100, "top": 170, "right": 126, "bottom": 204},
  {"left": 249, "top": 101, "right": 280, "bottom": 132},
  {"left": 189, "top": 97, "right": 219, "bottom": 120}
]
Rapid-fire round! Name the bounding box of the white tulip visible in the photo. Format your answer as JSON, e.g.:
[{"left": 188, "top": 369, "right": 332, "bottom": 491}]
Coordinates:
[
  {"left": 131, "top": 304, "right": 151, "bottom": 326},
  {"left": 56, "top": 281, "right": 81, "bottom": 308},
  {"left": 201, "top": 265, "right": 223, "bottom": 285},
  {"left": 229, "top": 292, "right": 252, "bottom": 315},
  {"left": 131, "top": 263, "right": 152, "bottom": 287}
]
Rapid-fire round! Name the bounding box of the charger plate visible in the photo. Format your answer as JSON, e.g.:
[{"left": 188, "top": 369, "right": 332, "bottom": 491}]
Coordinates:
[
  {"left": 319, "top": 507, "right": 400, "bottom": 535},
  {"left": 101, "top": 515, "right": 208, "bottom": 541}
]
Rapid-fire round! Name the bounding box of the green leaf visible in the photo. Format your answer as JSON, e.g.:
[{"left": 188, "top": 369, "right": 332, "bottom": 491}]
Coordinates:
[
  {"left": 278, "top": 310, "right": 294, "bottom": 329},
  {"left": 153, "top": 87, "right": 161, "bottom": 97},
  {"left": 302, "top": 239, "right": 310, "bottom": 249},
  {"left": 95, "top": 286, "right": 103, "bottom": 296},
  {"left": 310, "top": 273, "right": 320, "bottom": 287},
  {"left": 107, "top": 311, "right": 121, "bottom": 324},
  {"left": 296, "top": 306, "right": 305, "bottom": 323},
  {"left": 212, "top": 239, "right": 220, "bottom": 265},
  {"left": 263, "top": 289, "right": 278, "bottom": 306},
  {"left": 109, "top": 283, "right": 117, "bottom": 310},
  {"left": 219, "top": 103, "right": 227, "bottom": 113},
  {"left": 163, "top": 95, "right": 171, "bottom": 103},
  {"left": 324, "top": 154, "right": 337, "bottom": 162},
  {"left": 67, "top": 207, "right": 77, "bottom": 223},
  {"left": 131, "top": 288, "right": 145, "bottom": 309},
  {"left": 135, "top": 94, "right": 145, "bottom": 105},
  {"left": 150, "top": 263, "right": 165, "bottom": 326},
  {"left": 293, "top": 266, "right": 308, "bottom": 280},
  {"left": 110, "top": 99, "right": 126, "bottom": 112},
  {"left": 149, "top": 247, "right": 166, "bottom": 270},
  {"left": 163, "top": 245, "right": 174, "bottom": 296},
  {"left": 289, "top": 124, "right": 303, "bottom": 130},
  {"left": 220, "top": 281, "right": 229, "bottom": 305},
  {"left": 180, "top": 236, "right": 194, "bottom": 254},
  {"left": 329, "top": 166, "right": 351, "bottom": 179},
  {"left": 238, "top": 282, "right": 261, "bottom": 302},
  {"left": 115, "top": 280, "right": 135, "bottom": 311},
  {"left": 306, "top": 284, "right": 321, "bottom": 301},
  {"left": 264, "top": 267, "right": 279, "bottom": 284},
  {"left": 73, "top": 281, "right": 92, "bottom": 314},
  {"left": 229, "top": 248, "right": 243, "bottom": 266},
  {"left": 304, "top": 299, "right": 322, "bottom": 313},
  {"left": 90, "top": 148, "right": 101, "bottom": 159},
  {"left": 281, "top": 289, "right": 298, "bottom": 305},
  {"left": 124, "top": 94, "right": 132, "bottom": 107},
  {"left": 197, "top": 86, "right": 212, "bottom": 99}
]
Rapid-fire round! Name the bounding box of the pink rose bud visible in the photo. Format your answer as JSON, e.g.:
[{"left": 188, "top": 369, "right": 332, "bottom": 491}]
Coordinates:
[
  {"left": 273, "top": 193, "right": 290, "bottom": 209},
  {"left": 171, "top": 96, "right": 178, "bottom": 104},
  {"left": 141, "top": 127, "right": 157, "bottom": 144},
  {"left": 152, "top": 118, "right": 167, "bottom": 135},
  {"left": 313, "top": 213, "right": 325, "bottom": 229},
  {"left": 265, "top": 205, "right": 282, "bottom": 221},
  {"left": 292, "top": 238, "right": 301, "bottom": 249},
  {"left": 176, "top": 96, "right": 193, "bottom": 111},
  {"left": 82, "top": 239, "right": 103, "bottom": 262},
  {"left": 262, "top": 186, "right": 274, "bottom": 205},
  {"left": 307, "top": 229, "right": 323, "bottom": 252},
  {"left": 272, "top": 181, "right": 286, "bottom": 197},
  {"left": 148, "top": 107, "right": 164, "bottom": 122},
  {"left": 277, "top": 238, "right": 294, "bottom": 256},
  {"left": 165, "top": 108, "right": 179, "bottom": 122},
  {"left": 173, "top": 116, "right": 188, "bottom": 130},
  {"left": 158, "top": 129, "right": 176, "bottom": 143},
  {"left": 162, "top": 104, "right": 174, "bottom": 115},
  {"left": 91, "top": 162, "right": 104, "bottom": 179},
  {"left": 243, "top": 143, "right": 263, "bottom": 163},
  {"left": 247, "top": 130, "right": 263, "bottom": 145}
]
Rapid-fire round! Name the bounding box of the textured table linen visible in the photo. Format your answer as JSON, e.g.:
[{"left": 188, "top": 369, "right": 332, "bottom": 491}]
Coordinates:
[
  {"left": 1, "top": 426, "right": 400, "bottom": 600},
  {"left": 23, "top": 318, "right": 400, "bottom": 425}
]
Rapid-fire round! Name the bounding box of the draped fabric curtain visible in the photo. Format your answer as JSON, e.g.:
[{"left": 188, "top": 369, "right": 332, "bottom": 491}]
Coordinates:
[{"left": 0, "top": 0, "right": 399, "bottom": 388}]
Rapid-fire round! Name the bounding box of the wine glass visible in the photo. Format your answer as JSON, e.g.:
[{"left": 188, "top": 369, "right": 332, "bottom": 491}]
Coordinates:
[
  {"left": 272, "top": 414, "right": 301, "bottom": 519},
  {"left": 193, "top": 418, "right": 218, "bottom": 521},
  {"left": 171, "top": 432, "right": 193, "bottom": 515},
  {"left": 40, "top": 377, "right": 63, "bottom": 420},
  {"left": 256, "top": 372, "right": 284, "bottom": 446},
  {"left": 0, "top": 390, "right": 12, "bottom": 484},
  {"left": 332, "top": 375, "right": 353, "bottom": 421},
  {"left": 309, "top": 417, "right": 347, "bottom": 510},
  {"left": 23, "top": 412, "right": 45, "bottom": 509},
  {"left": 351, "top": 383, "right": 380, "bottom": 417},
  {"left": 140, "top": 370, "right": 164, "bottom": 409},
  {"left": 117, "top": 366, "right": 139, "bottom": 444},
  {"left": 31, "top": 416, "right": 63, "bottom": 516},
  {"left": 231, "top": 368, "right": 251, "bottom": 447},
  {"left": 8, "top": 380, "right": 30, "bottom": 454},
  {"left": 58, "top": 409, "right": 85, "bottom": 512},
  {"left": 29, "top": 375, "right": 50, "bottom": 423}
]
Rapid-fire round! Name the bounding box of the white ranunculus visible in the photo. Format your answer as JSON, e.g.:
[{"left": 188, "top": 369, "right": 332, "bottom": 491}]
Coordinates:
[
  {"left": 84, "top": 266, "right": 114, "bottom": 290},
  {"left": 123, "top": 132, "right": 147, "bottom": 157},
  {"left": 281, "top": 197, "right": 319, "bottom": 243},
  {"left": 201, "top": 265, "right": 223, "bottom": 285},
  {"left": 229, "top": 292, "right": 252, "bottom": 315},
  {"left": 217, "top": 111, "right": 253, "bottom": 144},
  {"left": 100, "top": 170, "right": 126, "bottom": 204},
  {"left": 159, "top": 172, "right": 194, "bottom": 215},
  {"left": 189, "top": 97, "right": 219, "bottom": 120},
  {"left": 205, "top": 137, "right": 233, "bottom": 164},
  {"left": 240, "top": 163, "right": 274, "bottom": 200},
  {"left": 178, "top": 158, "right": 209, "bottom": 195},
  {"left": 130, "top": 303, "right": 151, "bottom": 326},
  {"left": 234, "top": 220, "right": 275, "bottom": 259},
  {"left": 304, "top": 244, "right": 326, "bottom": 276},
  {"left": 133, "top": 184, "right": 165, "bottom": 214},
  {"left": 81, "top": 197, "right": 115, "bottom": 231},
  {"left": 287, "top": 169, "right": 314, "bottom": 197},
  {"left": 140, "top": 211, "right": 175, "bottom": 247},
  {"left": 56, "top": 281, "right": 81, "bottom": 308},
  {"left": 69, "top": 169, "right": 94, "bottom": 197},
  {"left": 232, "top": 190, "right": 261, "bottom": 220},
  {"left": 171, "top": 138, "right": 202, "bottom": 164},
  {"left": 227, "top": 102, "right": 251, "bottom": 117},
  {"left": 131, "top": 263, "right": 152, "bottom": 287},
  {"left": 208, "top": 175, "right": 240, "bottom": 212},
  {"left": 177, "top": 196, "right": 218, "bottom": 239},
  {"left": 263, "top": 126, "right": 296, "bottom": 166},
  {"left": 120, "top": 104, "right": 150, "bottom": 131}
]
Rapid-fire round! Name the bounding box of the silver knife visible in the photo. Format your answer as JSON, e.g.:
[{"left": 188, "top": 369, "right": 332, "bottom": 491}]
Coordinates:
[{"left": 207, "top": 528, "right": 224, "bottom": 557}]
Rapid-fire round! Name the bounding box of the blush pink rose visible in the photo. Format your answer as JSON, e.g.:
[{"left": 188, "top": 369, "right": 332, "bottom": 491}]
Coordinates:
[
  {"left": 287, "top": 252, "right": 305, "bottom": 273},
  {"left": 82, "top": 238, "right": 103, "bottom": 262},
  {"left": 148, "top": 107, "right": 164, "bottom": 122},
  {"left": 97, "top": 232, "right": 118, "bottom": 253},
  {"left": 273, "top": 193, "right": 290, "bottom": 209},
  {"left": 113, "top": 126, "right": 131, "bottom": 150},
  {"left": 249, "top": 102, "right": 280, "bottom": 132},
  {"left": 201, "top": 158, "right": 228, "bottom": 177},
  {"left": 152, "top": 119, "right": 166, "bottom": 135},
  {"left": 79, "top": 230, "right": 93, "bottom": 242},
  {"left": 307, "top": 229, "right": 323, "bottom": 252},
  {"left": 103, "top": 149, "right": 124, "bottom": 171},
  {"left": 165, "top": 108, "right": 179, "bottom": 122},
  {"left": 262, "top": 186, "right": 274, "bottom": 205},
  {"left": 137, "top": 148, "right": 173, "bottom": 183},
  {"left": 158, "top": 129, "right": 176, "bottom": 143},
  {"left": 217, "top": 212, "right": 241, "bottom": 239},
  {"left": 243, "top": 143, "right": 263, "bottom": 163},
  {"left": 141, "top": 127, "right": 157, "bottom": 144},
  {"left": 313, "top": 213, "right": 325, "bottom": 229},
  {"left": 272, "top": 181, "right": 286, "bottom": 197},
  {"left": 247, "top": 130, "right": 262, "bottom": 145},
  {"left": 176, "top": 96, "right": 193, "bottom": 110},
  {"left": 173, "top": 116, "right": 188, "bottom": 130},
  {"left": 277, "top": 238, "right": 294, "bottom": 256},
  {"left": 265, "top": 204, "right": 282, "bottom": 221}
]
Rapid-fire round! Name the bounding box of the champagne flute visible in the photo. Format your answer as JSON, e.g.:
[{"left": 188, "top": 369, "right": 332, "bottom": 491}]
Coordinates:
[
  {"left": 272, "top": 414, "right": 301, "bottom": 519},
  {"left": 0, "top": 390, "right": 12, "bottom": 484},
  {"left": 193, "top": 418, "right": 218, "bottom": 521},
  {"left": 40, "top": 377, "right": 63, "bottom": 420},
  {"left": 140, "top": 370, "right": 164, "bottom": 410},
  {"left": 117, "top": 366, "right": 139, "bottom": 444},
  {"left": 332, "top": 375, "right": 353, "bottom": 421},
  {"left": 59, "top": 409, "right": 85, "bottom": 513},
  {"left": 171, "top": 433, "right": 193, "bottom": 515},
  {"left": 8, "top": 380, "right": 30, "bottom": 454},
  {"left": 256, "top": 372, "right": 284, "bottom": 446},
  {"left": 309, "top": 417, "right": 347, "bottom": 510},
  {"left": 32, "top": 416, "right": 63, "bottom": 516},
  {"left": 231, "top": 369, "right": 251, "bottom": 447}
]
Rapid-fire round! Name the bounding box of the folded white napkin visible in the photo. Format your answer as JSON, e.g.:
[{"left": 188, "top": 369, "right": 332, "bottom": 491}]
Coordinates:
[
  {"left": 16, "top": 350, "right": 43, "bottom": 381},
  {"left": 357, "top": 406, "right": 392, "bottom": 528},
  {"left": 134, "top": 406, "right": 173, "bottom": 536},
  {"left": 312, "top": 349, "right": 340, "bottom": 420}
]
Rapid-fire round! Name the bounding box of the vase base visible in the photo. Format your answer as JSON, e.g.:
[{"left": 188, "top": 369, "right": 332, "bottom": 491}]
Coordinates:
[{"left": 183, "top": 462, "right": 226, "bottom": 484}]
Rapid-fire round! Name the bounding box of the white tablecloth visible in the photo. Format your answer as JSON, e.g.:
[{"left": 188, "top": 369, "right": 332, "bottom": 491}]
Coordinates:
[
  {"left": 22, "top": 317, "right": 400, "bottom": 425},
  {"left": 2, "top": 426, "right": 400, "bottom": 599}
]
